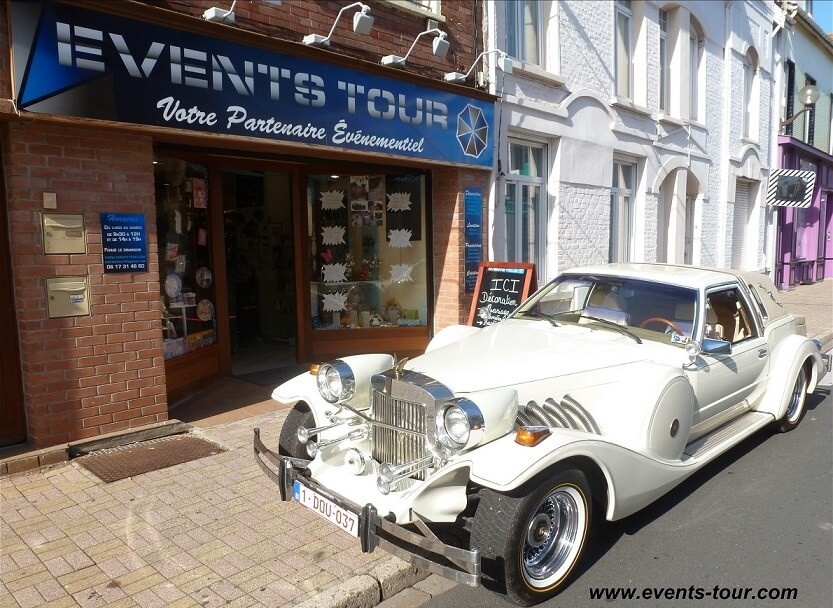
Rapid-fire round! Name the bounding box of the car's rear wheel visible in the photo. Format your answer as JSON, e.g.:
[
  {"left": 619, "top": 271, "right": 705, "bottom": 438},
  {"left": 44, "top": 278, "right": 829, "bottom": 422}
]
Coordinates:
[
  {"left": 471, "top": 469, "right": 593, "bottom": 606},
  {"left": 278, "top": 403, "right": 314, "bottom": 458},
  {"left": 776, "top": 366, "right": 808, "bottom": 433}
]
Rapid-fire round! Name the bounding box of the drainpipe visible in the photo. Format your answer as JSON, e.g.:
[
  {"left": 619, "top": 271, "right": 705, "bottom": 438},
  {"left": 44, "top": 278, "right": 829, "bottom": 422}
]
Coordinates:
[
  {"left": 772, "top": 1, "right": 797, "bottom": 287},
  {"left": 718, "top": 1, "right": 733, "bottom": 269}
]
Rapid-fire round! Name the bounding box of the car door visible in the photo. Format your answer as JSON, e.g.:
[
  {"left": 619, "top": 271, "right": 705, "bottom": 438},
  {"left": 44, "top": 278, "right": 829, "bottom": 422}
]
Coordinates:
[{"left": 685, "top": 285, "right": 769, "bottom": 438}]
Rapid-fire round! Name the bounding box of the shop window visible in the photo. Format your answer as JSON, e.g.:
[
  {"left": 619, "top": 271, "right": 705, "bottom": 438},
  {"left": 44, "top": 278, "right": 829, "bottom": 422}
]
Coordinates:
[
  {"left": 155, "top": 157, "right": 217, "bottom": 360},
  {"left": 308, "top": 174, "right": 427, "bottom": 330}
]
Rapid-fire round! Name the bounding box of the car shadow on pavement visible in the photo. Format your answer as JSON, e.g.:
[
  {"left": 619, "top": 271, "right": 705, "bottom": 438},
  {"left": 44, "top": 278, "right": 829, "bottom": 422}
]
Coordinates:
[{"left": 577, "top": 390, "right": 828, "bottom": 576}]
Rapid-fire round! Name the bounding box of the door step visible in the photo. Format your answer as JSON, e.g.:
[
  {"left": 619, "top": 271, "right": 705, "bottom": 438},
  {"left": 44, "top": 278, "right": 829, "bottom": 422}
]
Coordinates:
[{"left": 683, "top": 411, "right": 773, "bottom": 462}]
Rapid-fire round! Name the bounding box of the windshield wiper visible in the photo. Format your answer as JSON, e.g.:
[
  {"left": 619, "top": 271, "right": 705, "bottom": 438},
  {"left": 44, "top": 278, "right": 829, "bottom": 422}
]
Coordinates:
[
  {"left": 579, "top": 315, "right": 642, "bottom": 344},
  {"left": 514, "top": 310, "right": 559, "bottom": 327}
]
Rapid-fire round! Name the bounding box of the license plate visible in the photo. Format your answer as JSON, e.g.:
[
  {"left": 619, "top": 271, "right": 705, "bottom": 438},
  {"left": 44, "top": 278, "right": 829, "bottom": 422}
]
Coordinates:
[{"left": 293, "top": 480, "right": 359, "bottom": 537}]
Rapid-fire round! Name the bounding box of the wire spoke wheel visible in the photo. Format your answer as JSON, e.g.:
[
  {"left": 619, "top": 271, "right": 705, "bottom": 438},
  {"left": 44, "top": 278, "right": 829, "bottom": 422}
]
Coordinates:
[
  {"left": 522, "top": 486, "right": 584, "bottom": 587},
  {"left": 777, "top": 366, "right": 809, "bottom": 433},
  {"left": 471, "top": 469, "right": 594, "bottom": 605}
]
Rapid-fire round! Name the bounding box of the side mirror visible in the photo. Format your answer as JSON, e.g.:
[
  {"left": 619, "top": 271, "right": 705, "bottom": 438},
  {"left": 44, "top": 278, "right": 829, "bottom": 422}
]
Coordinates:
[{"left": 702, "top": 337, "right": 732, "bottom": 355}]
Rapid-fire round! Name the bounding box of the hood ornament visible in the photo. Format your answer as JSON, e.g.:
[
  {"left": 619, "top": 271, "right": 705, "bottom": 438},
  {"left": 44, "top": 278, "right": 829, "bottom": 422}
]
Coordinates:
[{"left": 394, "top": 356, "right": 409, "bottom": 379}]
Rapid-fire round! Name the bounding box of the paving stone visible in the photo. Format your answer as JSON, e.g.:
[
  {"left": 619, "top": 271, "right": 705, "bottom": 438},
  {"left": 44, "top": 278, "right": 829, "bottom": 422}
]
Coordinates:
[{"left": 377, "top": 588, "right": 432, "bottom": 608}]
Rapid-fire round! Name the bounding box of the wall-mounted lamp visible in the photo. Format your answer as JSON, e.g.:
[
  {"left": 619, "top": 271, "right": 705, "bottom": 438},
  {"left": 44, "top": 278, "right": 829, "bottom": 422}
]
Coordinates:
[
  {"left": 203, "top": 0, "right": 237, "bottom": 23},
  {"left": 780, "top": 83, "right": 820, "bottom": 130},
  {"left": 303, "top": 2, "right": 374, "bottom": 47},
  {"left": 381, "top": 28, "right": 449, "bottom": 66},
  {"left": 443, "top": 49, "right": 513, "bottom": 83}
]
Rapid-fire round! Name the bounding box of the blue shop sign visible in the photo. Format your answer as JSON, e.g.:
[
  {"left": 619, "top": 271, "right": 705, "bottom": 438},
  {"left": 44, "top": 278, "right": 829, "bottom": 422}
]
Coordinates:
[
  {"left": 101, "top": 213, "right": 148, "bottom": 273},
  {"left": 12, "top": 1, "right": 494, "bottom": 168},
  {"left": 464, "top": 188, "right": 483, "bottom": 292}
]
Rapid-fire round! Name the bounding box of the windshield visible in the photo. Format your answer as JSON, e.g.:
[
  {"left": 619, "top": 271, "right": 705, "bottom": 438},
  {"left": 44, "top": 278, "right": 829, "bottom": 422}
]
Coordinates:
[{"left": 513, "top": 274, "right": 699, "bottom": 346}]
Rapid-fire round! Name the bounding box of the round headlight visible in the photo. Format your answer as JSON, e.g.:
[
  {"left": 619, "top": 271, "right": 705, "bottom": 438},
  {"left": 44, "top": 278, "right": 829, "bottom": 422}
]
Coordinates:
[
  {"left": 434, "top": 398, "right": 485, "bottom": 452},
  {"left": 444, "top": 406, "right": 470, "bottom": 446},
  {"left": 316, "top": 360, "right": 356, "bottom": 403}
]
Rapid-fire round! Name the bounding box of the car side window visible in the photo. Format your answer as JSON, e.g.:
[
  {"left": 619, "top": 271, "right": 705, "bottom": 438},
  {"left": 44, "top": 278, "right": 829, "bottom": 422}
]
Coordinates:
[{"left": 705, "top": 288, "right": 758, "bottom": 344}]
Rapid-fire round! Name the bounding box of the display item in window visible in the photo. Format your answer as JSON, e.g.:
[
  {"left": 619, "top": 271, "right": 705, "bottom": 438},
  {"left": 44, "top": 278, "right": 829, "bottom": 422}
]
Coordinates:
[
  {"left": 320, "top": 190, "right": 346, "bottom": 210},
  {"left": 165, "top": 273, "right": 182, "bottom": 298},
  {"left": 196, "top": 267, "right": 212, "bottom": 288},
  {"left": 197, "top": 299, "right": 214, "bottom": 321}
]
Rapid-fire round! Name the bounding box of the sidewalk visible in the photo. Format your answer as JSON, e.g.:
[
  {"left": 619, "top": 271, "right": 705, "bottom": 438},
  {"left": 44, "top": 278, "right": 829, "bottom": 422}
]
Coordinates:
[
  {"left": 777, "top": 278, "right": 833, "bottom": 352},
  {"left": 1, "top": 279, "right": 831, "bottom": 608},
  {"left": 0, "top": 404, "right": 428, "bottom": 608}
]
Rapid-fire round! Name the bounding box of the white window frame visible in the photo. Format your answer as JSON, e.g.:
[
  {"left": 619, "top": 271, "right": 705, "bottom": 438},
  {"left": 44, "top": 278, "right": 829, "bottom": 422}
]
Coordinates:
[
  {"left": 615, "top": 0, "right": 633, "bottom": 99},
  {"left": 659, "top": 9, "right": 669, "bottom": 112},
  {"left": 611, "top": 159, "right": 637, "bottom": 263},
  {"left": 742, "top": 49, "right": 759, "bottom": 140},
  {"left": 689, "top": 20, "right": 704, "bottom": 121},
  {"left": 804, "top": 75, "right": 816, "bottom": 145},
  {"left": 384, "top": 0, "right": 443, "bottom": 20},
  {"left": 506, "top": 0, "right": 542, "bottom": 66},
  {"left": 504, "top": 139, "right": 547, "bottom": 275}
]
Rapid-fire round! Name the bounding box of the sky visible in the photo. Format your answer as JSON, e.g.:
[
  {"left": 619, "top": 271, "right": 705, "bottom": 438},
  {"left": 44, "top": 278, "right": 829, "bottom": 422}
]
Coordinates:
[{"left": 812, "top": 0, "right": 833, "bottom": 33}]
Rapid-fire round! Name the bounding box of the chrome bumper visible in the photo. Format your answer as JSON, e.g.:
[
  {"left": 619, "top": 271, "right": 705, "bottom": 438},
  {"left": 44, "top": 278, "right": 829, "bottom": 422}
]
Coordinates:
[{"left": 253, "top": 428, "right": 481, "bottom": 587}]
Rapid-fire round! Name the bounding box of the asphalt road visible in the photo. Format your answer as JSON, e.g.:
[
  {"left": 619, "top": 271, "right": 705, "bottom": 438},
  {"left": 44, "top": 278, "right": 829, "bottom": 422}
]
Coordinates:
[{"left": 425, "top": 386, "right": 832, "bottom": 608}]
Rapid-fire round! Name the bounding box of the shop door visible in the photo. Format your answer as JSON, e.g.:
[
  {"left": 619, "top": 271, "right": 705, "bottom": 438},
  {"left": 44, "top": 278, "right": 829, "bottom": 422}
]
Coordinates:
[
  {"left": 222, "top": 170, "right": 297, "bottom": 382},
  {"left": 1, "top": 199, "right": 26, "bottom": 446}
]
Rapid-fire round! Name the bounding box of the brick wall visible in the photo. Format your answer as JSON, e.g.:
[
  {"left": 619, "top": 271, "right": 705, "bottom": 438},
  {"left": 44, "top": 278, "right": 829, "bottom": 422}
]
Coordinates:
[
  {"left": 2, "top": 122, "right": 167, "bottom": 447},
  {"left": 432, "top": 167, "right": 490, "bottom": 331},
  {"left": 147, "top": 0, "right": 481, "bottom": 82}
]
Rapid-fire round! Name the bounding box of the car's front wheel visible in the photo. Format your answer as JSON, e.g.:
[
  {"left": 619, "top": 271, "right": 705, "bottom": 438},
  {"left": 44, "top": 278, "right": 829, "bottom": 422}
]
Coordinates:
[
  {"left": 471, "top": 469, "right": 593, "bottom": 606},
  {"left": 278, "top": 403, "right": 314, "bottom": 458},
  {"left": 776, "top": 366, "right": 808, "bottom": 433}
]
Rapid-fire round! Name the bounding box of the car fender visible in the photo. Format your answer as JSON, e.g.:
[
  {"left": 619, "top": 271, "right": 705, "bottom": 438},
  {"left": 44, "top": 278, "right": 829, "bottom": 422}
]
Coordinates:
[
  {"left": 757, "top": 334, "right": 824, "bottom": 419},
  {"left": 560, "top": 365, "right": 695, "bottom": 460},
  {"left": 466, "top": 431, "right": 695, "bottom": 521},
  {"left": 271, "top": 353, "right": 394, "bottom": 424}
]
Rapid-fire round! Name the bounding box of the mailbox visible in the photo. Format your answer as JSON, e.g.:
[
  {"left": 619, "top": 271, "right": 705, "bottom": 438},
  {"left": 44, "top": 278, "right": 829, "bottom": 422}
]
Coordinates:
[
  {"left": 46, "top": 276, "right": 90, "bottom": 318},
  {"left": 42, "top": 213, "right": 86, "bottom": 254}
]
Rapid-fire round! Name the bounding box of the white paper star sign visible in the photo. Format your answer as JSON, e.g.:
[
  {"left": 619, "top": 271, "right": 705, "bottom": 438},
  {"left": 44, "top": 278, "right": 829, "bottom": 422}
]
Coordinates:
[
  {"left": 320, "top": 190, "right": 345, "bottom": 210},
  {"left": 322, "top": 263, "right": 348, "bottom": 283},
  {"left": 388, "top": 228, "right": 413, "bottom": 248},
  {"left": 389, "top": 263, "right": 414, "bottom": 283},
  {"left": 321, "top": 225, "right": 346, "bottom": 245},
  {"left": 386, "top": 192, "right": 412, "bottom": 212},
  {"left": 322, "top": 291, "right": 348, "bottom": 312}
]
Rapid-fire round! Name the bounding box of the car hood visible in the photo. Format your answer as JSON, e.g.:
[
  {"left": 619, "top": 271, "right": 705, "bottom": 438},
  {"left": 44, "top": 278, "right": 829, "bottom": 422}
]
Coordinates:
[{"left": 407, "top": 319, "right": 648, "bottom": 393}]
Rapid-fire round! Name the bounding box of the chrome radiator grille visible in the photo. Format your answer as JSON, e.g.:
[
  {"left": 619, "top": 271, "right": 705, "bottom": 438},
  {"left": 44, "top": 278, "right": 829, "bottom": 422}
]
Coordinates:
[{"left": 371, "top": 388, "right": 428, "bottom": 480}]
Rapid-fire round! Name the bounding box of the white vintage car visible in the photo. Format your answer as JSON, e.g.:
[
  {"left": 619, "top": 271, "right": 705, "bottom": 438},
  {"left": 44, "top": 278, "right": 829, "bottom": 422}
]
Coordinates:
[{"left": 254, "top": 263, "right": 828, "bottom": 606}]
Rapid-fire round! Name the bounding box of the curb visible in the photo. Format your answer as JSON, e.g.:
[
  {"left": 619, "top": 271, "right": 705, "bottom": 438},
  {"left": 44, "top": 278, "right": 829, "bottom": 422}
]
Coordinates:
[
  {"left": 294, "top": 558, "right": 428, "bottom": 608},
  {"left": 812, "top": 329, "right": 833, "bottom": 354}
]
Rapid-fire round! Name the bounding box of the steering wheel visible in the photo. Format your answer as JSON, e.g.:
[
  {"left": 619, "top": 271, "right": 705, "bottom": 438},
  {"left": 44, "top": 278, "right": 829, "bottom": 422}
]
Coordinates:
[{"left": 640, "top": 317, "right": 684, "bottom": 335}]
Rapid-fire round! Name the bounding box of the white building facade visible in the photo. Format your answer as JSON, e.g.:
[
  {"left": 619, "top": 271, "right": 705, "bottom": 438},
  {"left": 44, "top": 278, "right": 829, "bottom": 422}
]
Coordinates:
[{"left": 481, "top": 0, "right": 781, "bottom": 283}]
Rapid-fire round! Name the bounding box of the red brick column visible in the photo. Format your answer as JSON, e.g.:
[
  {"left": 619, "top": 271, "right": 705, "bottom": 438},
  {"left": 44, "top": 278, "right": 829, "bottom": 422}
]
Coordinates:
[
  {"left": 431, "top": 168, "right": 491, "bottom": 331},
  {"left": 3, "top": 121, "right": 167, "bottom": 447}
]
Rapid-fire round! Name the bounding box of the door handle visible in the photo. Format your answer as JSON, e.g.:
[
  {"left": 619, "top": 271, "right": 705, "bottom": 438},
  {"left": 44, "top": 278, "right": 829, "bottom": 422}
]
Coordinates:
[{"left": 758, "top": 348, "right": 768, "bottom": 359}]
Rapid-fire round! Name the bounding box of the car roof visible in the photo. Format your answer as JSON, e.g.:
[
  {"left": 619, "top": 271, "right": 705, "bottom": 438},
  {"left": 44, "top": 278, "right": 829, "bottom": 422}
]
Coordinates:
[{"left": 560, "top": 263, "right": 740, "bottom": 290}]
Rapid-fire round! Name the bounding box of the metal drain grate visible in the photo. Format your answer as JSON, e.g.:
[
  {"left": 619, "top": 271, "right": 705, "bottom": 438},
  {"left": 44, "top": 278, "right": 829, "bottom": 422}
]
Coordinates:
[{"left": 75, "top": 434, "right": 225, "bottom": 482}]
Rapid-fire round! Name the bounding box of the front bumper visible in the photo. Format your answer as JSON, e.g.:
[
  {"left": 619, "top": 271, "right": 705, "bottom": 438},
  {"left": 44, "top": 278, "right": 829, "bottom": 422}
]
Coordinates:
[{"left": 253, "top": 428, "right": 481, "bottom": 587}]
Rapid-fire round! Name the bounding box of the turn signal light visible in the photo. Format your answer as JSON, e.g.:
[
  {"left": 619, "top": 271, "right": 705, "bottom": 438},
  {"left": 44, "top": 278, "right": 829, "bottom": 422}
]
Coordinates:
[
  {"left": 309, "top": 363, "right": 320, "bottom": 375},
  {"left": 515, "top": 426, "right": 551, "bottom": 447}
]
